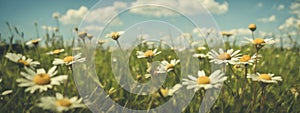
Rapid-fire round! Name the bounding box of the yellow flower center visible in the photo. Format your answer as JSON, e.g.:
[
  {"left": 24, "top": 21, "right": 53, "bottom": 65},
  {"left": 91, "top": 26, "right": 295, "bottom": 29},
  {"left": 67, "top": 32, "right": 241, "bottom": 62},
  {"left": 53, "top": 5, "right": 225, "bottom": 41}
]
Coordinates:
[
  {"left": 160, "top": 88, "right": 169, "bottom": 97},
  {"left": 166, "top": 64, "right": 175, "bottom": 70},
  {"left": 240, "top": 55, "right": 251, "bottom": 62},
  {"left": 53, "top": 49, "right": 62, "bottom": 54},
  {"left": 63, "top": 56, "right": 74, "bottom": 63},
  {"left": 33, "top": 73, "right": 51, "bottom": 85},
  {"left": 218, "top": 53, "right": 231, "bottom": 60},
  {"left": 111, "top": 32, "right": 120, "bottom": 40},
  {"left": 259, "top": 74, "right": 272, "bottom": 80},
  {"left": 144, "top": 50, "right": 154, "bottom": 57},
  {"left": 253, "top": 38, "right": 265, "bottom": 45},
  {"left": 56, "top": 99, "right": 72, "bottom": 107},
  {"left": 31, "top": 39, "right": 40, "bottom": 44},
  {"left": 18, "top": 59, "right": 29, "bottom": 66},
  {"left": 197, "top": 76, "right": 210, "bottom": 85},
  {"left": 248, "top": 24, "right": 257, "bottom": 31}
]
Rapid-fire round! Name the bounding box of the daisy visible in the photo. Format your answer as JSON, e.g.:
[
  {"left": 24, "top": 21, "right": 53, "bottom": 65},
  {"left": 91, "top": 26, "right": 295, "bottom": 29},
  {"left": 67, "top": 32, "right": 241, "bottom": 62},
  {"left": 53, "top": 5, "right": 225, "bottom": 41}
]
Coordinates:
[
  {"left": 78, "top": 31, "right": 87, "bottom": 39},
  {"left": 136, "top": 49, "right": 161, "bottom": 59},
  {"left": 87, "top": 33, "right": 93, "bottom": 40},
  {"left": 247, "top": 72, "right": 282, "bottom": 84},
  {"left": 248, "top": 24, "right": 257, "bottom": 31},
  {"left": 16, "top": 66, "right": 67, "bottom": 93},
  {"left": 0, "top": 78, "right": 13, "bottom": 96},
  {"left": 238, "top": 54, "right": 260, "bottom": 65},
  {"left": 207, "top": 48, "right": 241, "bottom": 65},
  {"left": 221, "top": 32, "right": 233, "bottom": 37},
  {"left": 193, "top": 53, "right": 207, "bottom": 60},
  {"left": 159, "top": 84, "right": 182, "bottom": 97},
  {"left": 37, "top": 93, "right": 85, "bottom": 112},
  {"left": 106, "top": 31, "right": 124, "bottom": 40},
  {"left": 46, "top": 49, "right": 65, "bottom": 55},
  {"left": 157, "top": 59, "right": 180, "bottom": 73},
  {"left": 5, "top": 53, "right": 40, "bottom": 68},
  {"left": 52, "top": 53, "right": 86, "bottom": 65},
  {"left": 26, "top": 38, "right": 41, "bottom": 46},
  {"left": 245, "top": 38, "right": 275, "bottom": 49},
  {"left": 182, "top": 70, "right": 227, "bottom": 92}
]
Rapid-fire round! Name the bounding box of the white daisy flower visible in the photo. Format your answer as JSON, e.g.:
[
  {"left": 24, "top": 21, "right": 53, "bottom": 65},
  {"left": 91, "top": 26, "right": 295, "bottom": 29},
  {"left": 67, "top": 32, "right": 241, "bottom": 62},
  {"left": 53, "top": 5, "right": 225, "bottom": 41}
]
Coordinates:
[
  {"left": 37, "top": 93, "right": 85, "bottom": 112},
  {"left": 0, "top": 78, "right": 13, "bottom": 96},
  {"left": 136, "top": 49, "right": 161, "bottom": 59},
  {"left": 46, "top": 49, "right": 65, "bottom": 55},
  {"left": 207, "top": 48, "right": 241, "bottom": 65},
  {"left": 157, "top": 59, "right": 180, "bottom": 73},
  {"left": 5, "top": 53, "right": 40, "bottom": 68},
  {"left": 78, "top": 31, "right": 87, "bottom": 39},
  {"left": 193, "top": 53, "right": 207, "bottom": 60},
  {"left": 159, "top": 84, "right": 182, "bottom": 97},
  {"left": 245, "top": 38, "right": 275, "bottom": 49},
  {"left": 16, "top": 66, "right": 67, "bottom": 93},
  {"left": 182, "top": 70, "right": 227, "bottom": 92},
  {"left": 238, "top": 54, "right": 260, "bottom": 65},
  {"left": 1, "top": 90, "right": 13, "bottom": 96},
  {"left": 247, "top": 73, "right": 282, "bottom": 84},
  {"left": 26, "top": 38, "right": 41, "bottom": 46},
  {"left": 52, "top": 53, "right": 86, "bottom": 65},
  {"left": 106, "top": 31, "right": 124, "bottom": 40}
]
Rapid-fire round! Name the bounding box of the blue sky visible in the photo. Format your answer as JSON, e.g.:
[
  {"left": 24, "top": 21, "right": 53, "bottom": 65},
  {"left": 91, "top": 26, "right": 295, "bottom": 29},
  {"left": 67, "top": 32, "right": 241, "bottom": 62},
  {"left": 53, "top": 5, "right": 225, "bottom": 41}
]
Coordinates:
[{"left": 0, "top": 0, "right": 298, "bottom": 43}]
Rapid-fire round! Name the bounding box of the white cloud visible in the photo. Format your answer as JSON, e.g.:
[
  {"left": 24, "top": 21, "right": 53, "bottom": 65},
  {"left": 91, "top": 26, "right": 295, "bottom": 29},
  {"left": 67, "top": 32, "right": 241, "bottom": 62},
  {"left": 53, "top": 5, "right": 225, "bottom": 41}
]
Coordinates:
[
  {"left": 277, "top": 4, "right": 285, "bottom": 11},
  {"left": 290, "top": 2, "right": 300, "bottom": 18},
  {"left": 130, "top": 0, "right": 228, "bottom": 17},
  {"left": 257, "top": 2, "right": 263, "bottom": 8},
  {"left": 257, "top": 15, "right": 276, "bottom": 23},
  {"left": 59, "top": 6, "right": 88, "bottom": 25},
  {"left": 82, "top": 25, "right": 104, "bottom": 32},
  {"left": 278, "top": 17, "right": 300, "bottom": 30},
  {"left": 199, "top": 0, "right": 228, "bottom": 14},
  {"left": 85, "top": 2, "right": 127, "bottom": 24},
  {"left": 59, "top": 1, "right": 127, "bottom": 26},
  {"left": 224, "top": 28, "right": 250, "bottom": 36}
]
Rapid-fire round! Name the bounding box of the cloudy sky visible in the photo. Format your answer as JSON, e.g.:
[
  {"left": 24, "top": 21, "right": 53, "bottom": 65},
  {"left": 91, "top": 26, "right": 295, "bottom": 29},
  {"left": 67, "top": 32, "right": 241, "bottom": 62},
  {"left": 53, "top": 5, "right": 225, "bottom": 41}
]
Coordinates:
[{"left": 0, "top": 0, "right": 299, "bottom": 44}]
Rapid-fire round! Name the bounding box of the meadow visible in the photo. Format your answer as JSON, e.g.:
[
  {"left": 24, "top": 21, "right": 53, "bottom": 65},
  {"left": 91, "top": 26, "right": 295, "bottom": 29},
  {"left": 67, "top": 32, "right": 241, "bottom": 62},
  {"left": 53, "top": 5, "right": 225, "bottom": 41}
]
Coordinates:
[{"left": 0, "top": 21, "right": 300, "bottom": 113}]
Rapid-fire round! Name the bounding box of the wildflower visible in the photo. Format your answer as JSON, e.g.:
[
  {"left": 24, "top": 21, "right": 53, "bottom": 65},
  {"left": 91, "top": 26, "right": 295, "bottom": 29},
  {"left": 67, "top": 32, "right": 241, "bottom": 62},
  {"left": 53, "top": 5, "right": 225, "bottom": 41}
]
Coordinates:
[
  {"left": 16, "top": 66, "right": 67, "bottom": 93},
  {"left": 26, "top": 38, "right": 41, "bottom": 46},
  {"left": 98, "top": 40, "right": 106, "bottom": 45},
  {"left": 159, "top": 84, "right": 182, "bottom": 97},
  {"left": 78, "top": 31, "right": 87, "bottom": 39},
  {"left": 37, "top": 93, "right": 85, "bottom": 112},
  {"left": 247, "top": 72, "right": 282, "bottom": 84},
  {"left": 221, "top": 32, "right": 233, "bottom": 37},
  {"left": 207, "top": 48, "right": 241, "bottom": 65},
  {"left": 46, "top": 49, "right": 65, "bottom": 55},
  {"left": 157, "top": 59, "right": 180, "bottom": 73},
  {"left": 193, "top": 53, "right": 207, "bottom": 60},
  {"left": 52, "top": 53, "right": 86, "bottom": 65},
  {"left": 197, "top": 47, "right": 207, "bottom": 51},
  {"left": 52, "top": 12, "right": 60, "bottom": 19},
  {"left": 136, "top": 49, "right": 161, "bottom": 59},
  {"left": 245, "top": 38, "right": 275, "bottom": 49},
  {"left": 106, "top": 31, "right": 124, "bottom": 40},
  {"left": 182, "top": 70, "right": 227, "bottom": 92},
  {"left": 248, "top": 24, "right": 257, "bottom": 31},
  {"left": 5, "top": 53, "right": 40, "bottom": 68},
  {"left": 87, "top": 33, "right": 93, "bottom": 40},
  {"left": 290, "top": 88, "right": 299, "bottom": 99},
  {"left": 0, "top": 78, "right": 13, "bottom": 96},
  {"left": 1, "top": 90, "right": 13, "bottom": 96},
  {"left": 238, "top": 54, "right": 260, "bottom": 65}
]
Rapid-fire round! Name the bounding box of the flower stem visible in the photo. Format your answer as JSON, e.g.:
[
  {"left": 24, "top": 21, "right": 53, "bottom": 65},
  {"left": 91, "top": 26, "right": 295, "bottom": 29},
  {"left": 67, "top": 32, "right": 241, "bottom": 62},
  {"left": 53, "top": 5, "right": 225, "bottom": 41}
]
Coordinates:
[{"left": 260, "top": 84, "right": 266, "bottom": 113}]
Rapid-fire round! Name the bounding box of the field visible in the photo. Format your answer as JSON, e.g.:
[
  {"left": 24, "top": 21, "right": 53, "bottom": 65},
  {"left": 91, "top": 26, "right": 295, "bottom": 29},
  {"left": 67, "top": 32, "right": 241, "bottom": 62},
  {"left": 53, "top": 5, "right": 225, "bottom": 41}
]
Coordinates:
[{"left": 0, "top": 21, "right": 300, "bottom": 113}]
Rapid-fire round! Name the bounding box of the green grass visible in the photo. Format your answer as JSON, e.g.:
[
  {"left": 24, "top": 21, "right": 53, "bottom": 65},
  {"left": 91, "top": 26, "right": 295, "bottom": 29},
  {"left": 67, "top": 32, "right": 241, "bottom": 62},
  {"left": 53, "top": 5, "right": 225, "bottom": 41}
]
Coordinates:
[{"left": 0, "top": 41, "right": 299, "bottom": 113}]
